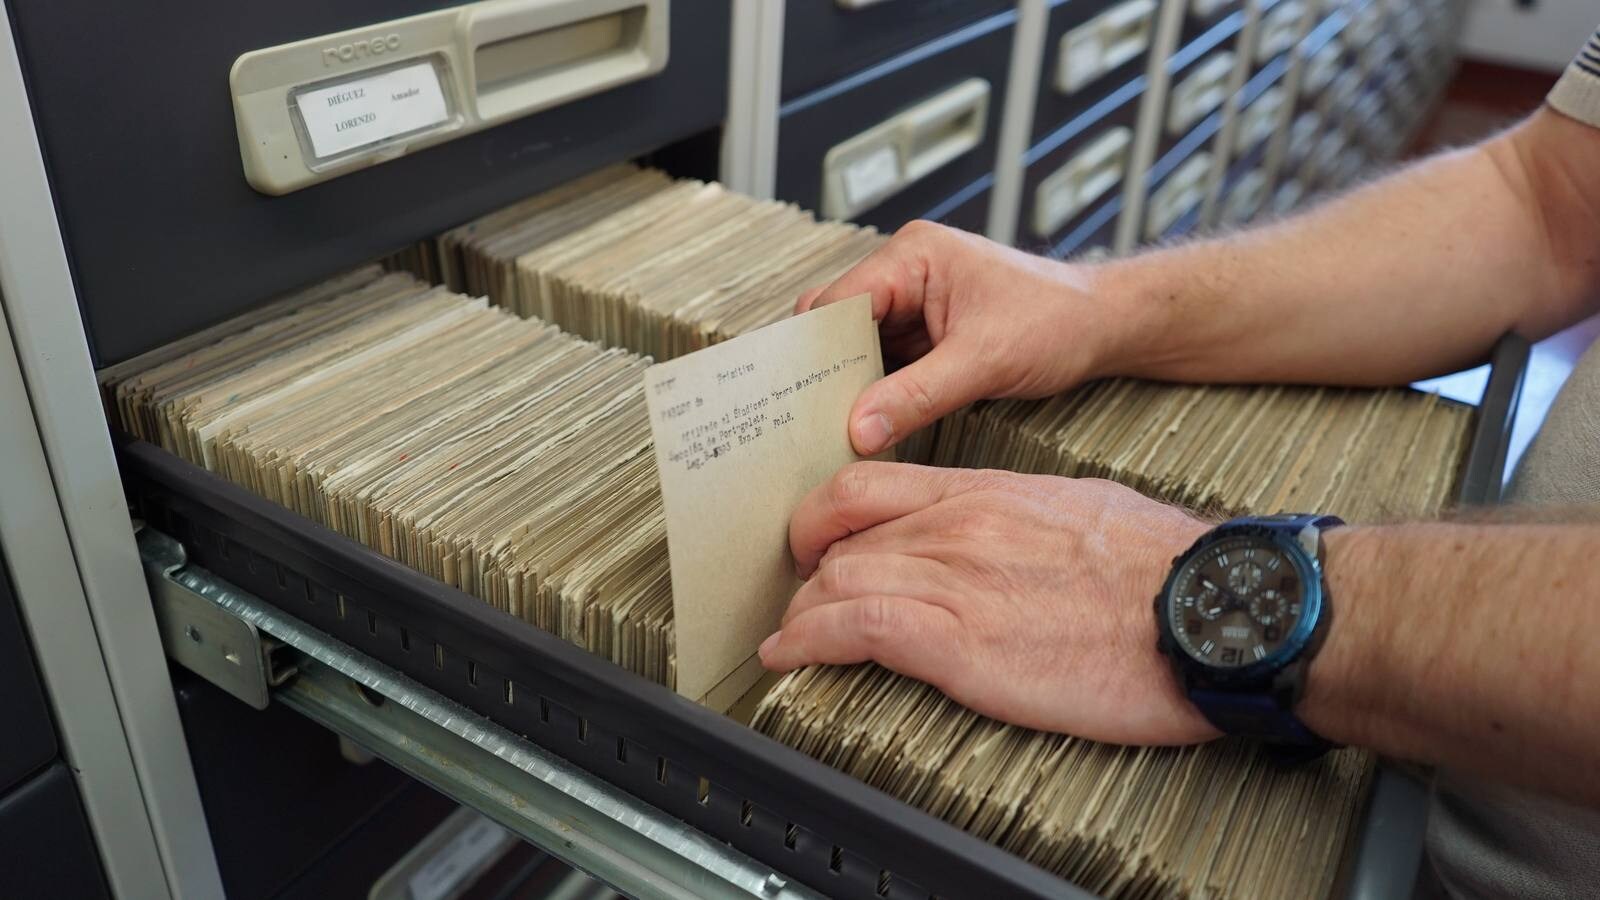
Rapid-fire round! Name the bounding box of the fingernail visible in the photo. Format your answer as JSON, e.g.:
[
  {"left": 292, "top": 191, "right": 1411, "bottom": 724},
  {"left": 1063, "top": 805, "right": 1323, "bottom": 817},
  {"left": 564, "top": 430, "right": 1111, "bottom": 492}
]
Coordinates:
[
  {"left": 854, "top": 412, "right": 893, "bottom": 454},
  {"left": 758, "top": 631, "right": 781, "bottom": 661}
]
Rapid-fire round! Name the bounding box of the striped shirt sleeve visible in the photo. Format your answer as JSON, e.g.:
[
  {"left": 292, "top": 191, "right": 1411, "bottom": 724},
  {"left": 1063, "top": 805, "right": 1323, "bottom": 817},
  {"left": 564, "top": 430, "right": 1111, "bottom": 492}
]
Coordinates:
[{"left": 1547, "top": 27, "right": 1600, "bottom": 127}]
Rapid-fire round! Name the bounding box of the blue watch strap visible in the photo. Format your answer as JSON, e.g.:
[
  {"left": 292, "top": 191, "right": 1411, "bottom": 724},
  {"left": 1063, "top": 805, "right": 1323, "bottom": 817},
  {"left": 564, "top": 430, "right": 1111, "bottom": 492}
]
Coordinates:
[{"left": 1188, "top": 688, "right": 1330, "bottom": 749}]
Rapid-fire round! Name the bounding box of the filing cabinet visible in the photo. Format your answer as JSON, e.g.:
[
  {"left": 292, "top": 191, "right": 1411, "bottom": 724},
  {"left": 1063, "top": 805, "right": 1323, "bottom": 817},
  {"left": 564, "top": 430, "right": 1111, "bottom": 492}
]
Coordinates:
[
  {"left": 1154, "top": 11, "right": 1246, "bottom": 173},
  {"left": 0, "top": 1, "right": 1471, "bottom": 897},
  {"left": 0, "top": 558, "right": 55, "bottom": 796},
  {"left": 1298, "top": 30, "right": 1345, "bottom": 104},
  {"left": 1216, "top": 165, "right": 1270, "bottom": 225},
  {"left": 1303, "top": 124, "right": 1348, "bottom": 188},
  {"left": 1, "top": 765, "right": 112, "bottom": 899},
  {"left": 1271, "top": 173, "right": 1306, "bottom": 214},
  {"left": 1017, "top": 81, "right": 1145, "bottom": 256},
  {"left": 781, "top": 0, "right": 1011, "bottom": 100},
  {"left": 1181, "top": 0, "right": 1246, "bottom": 47},
  {"left": 1033, "top": 0, "right": 1158, "bottom": 144},
  {"left": 1228, "top": 64, "right": 1290, "bottom": 163},
  {"left": 1319, "top": 65, "right": 1365, "bottom": 127},
  {"left": 1146, "top": 148, "right": 1215, "bottom": 238},
  {"left": 929, "top": 180, "right": 995, "bottom": 235},
  {"left": 171, "top": 668, "right": 451, "bottom": 900},
  {"left": 1283, "top": 108, "right": 1322, "bottom": 174},
  {"left": 775, "top": 9, "right": 1015, "bottom": 233},
  {"left": 6, "top": 0, "right": 732, "bottom": 365},
  {"left": 1205, "top": 57, "right": 1287, "bottom": 227},
  {"left": 1250, "top": 0, "right": 1307, "bottom": 75},
  {"left": 1342, "top": 0, "right": 1383, "bottom": 49}
]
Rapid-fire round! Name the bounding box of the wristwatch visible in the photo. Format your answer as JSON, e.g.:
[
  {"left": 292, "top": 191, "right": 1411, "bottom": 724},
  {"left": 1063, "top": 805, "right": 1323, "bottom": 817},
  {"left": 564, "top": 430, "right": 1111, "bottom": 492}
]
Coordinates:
[{"left": 1154, "top": 514, "right": 1344, "bottom": 757}]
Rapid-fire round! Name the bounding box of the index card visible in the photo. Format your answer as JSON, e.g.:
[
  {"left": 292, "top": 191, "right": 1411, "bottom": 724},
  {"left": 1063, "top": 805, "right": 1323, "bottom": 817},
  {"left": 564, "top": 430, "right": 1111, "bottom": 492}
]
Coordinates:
[{"left": 644, "top": 294, "right": 881, "bottom": 710}]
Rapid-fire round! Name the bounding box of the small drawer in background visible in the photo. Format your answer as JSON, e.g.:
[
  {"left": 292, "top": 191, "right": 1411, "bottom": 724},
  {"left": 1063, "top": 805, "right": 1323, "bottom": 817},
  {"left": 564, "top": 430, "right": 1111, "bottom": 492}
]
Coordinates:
[
  {"left": 776, "top": 11, "right": 1015, "bottom": 232},
  {"left": 1017, "top": 82, "right": 1144, "bottom": 255},
  {"left": 1033, "top": 0, "right": 1157, "bottom": 144},
  {"left": 1250, "top": 0, "right": 1308, "bottom": 74},
  {"left": 781, "top": 0, "right": 1011, "bottom": 100},
  {"left": 1145, "top": 147, "right": 1216, "bottom": 241}
]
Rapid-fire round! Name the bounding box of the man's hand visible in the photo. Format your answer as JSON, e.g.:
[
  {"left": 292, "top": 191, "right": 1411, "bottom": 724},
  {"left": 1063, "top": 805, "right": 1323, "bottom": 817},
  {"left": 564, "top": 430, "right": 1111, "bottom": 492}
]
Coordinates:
[
  {"left": 796, "top": 222, "right": 1138, "bottom": 456},
  {"left": 759, "top": 461, "right": 1217, "bottom": 746}
]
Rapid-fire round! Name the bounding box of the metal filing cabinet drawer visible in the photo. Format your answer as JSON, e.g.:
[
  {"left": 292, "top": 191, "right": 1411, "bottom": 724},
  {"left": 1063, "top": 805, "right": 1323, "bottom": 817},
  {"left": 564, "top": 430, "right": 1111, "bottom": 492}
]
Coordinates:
[
  {"left": 1018, "top": 82, "right": 1143, "bottom": 256},
  {"left": 1032, "top": 0, "right": 1155, "bottom": 144},
  {"left": 1216, "top": 164, "right": 1270, "bottom": 225},
  {"left": 1145, "top": 149, "right": 1214, "bottom": 240},
  {"left": 1250, "top": 0, "right": 1307, "bottom": 74},
  {"left": 781, "top": 0, "right": 1010, "bottom": 100},
  {"left": 1181, "top": 0, "right": 1246, "bottom": 46},
  {"left": 0, "top": 764, "right": 111, "bottom": 899},
  {"left": 930, "top": 182, "right": 994, "bottom": 235},
  {"left": 7, "top": 0, "right": 731, "bottom": 366},
  {"left": 1155, "top": 13, "right": 1245, "bottom": 168},
  {"left": 171, "top": 669, "right": 436, "bottom": 900},
  {"left": 775, "top": 10, "right": 1015, "bottom": 232},
  {"left": 0, "top": 555, "right": 56, "bottom": 796}
]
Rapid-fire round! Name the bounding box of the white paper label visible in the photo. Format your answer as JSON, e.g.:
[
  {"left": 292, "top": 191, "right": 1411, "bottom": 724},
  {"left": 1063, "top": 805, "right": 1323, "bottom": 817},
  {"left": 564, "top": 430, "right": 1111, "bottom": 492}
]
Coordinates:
[
  {"left": 406, "top": 816, "right": 511, "bottom": 900},
  {"left": 1061, "top": 32, "right": 1104, "bottom": 93},
  {"left": 841, "top": 145, "right": 901, "bottom": 209},
  {"left": 296, "top": 61, "right": 449, "bottom": 159}
]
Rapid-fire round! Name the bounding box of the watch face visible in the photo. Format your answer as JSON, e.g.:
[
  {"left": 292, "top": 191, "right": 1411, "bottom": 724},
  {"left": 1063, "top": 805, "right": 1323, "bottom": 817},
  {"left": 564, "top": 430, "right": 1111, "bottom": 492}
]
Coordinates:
[{"left": 1164, "top": 534, "right": 1311, "bottom": 669}]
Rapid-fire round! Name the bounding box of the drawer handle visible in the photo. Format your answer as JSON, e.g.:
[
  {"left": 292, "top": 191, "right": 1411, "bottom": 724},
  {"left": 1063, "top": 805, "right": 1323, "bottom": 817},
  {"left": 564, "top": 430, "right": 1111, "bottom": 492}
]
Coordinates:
[
  {"left": 1300, "top": 41, "right": 1343, "bottom": 99},
  {"left": 467, "top": 0, "right": 667, "bottom": 122},
  {"left": 1237, "top": 86, "right": 1286, "bottom": 152},
  {"left": 1254, "top": 0, "right": 1304, "bottom": 64},
  {"left": 1288, "top": 109, "right": 1321, "bottom": 166},
  {"left": 1166, "top": 52, "right": 1236, "bottom": 136},
  {"left": 1056, "top": 0, "right": 1157, "bottom": 95},
  {"left": 821, "top": 78, "right": 991, "bottom": 220},
  {"left": 1144, "top": 152, "right": 1212, "bottom": 240},
  {"left": 231, "top": 0, "right": 669, "bottom": 195},
  {"left": 1220, "top": 170, "right": 1268, "bottom": 225},
  {"left": 1032, "top": 126, "right": 1132, "bottom": 238},
  {"left": 1190, "top": 0, "right": 1235, "bottom": 19},
  {"left": 1273, "top": 177, "right": 1305, "bottom": 214},
  {"left": 835, "top": 0, "right": 896, "bottom": 7}
]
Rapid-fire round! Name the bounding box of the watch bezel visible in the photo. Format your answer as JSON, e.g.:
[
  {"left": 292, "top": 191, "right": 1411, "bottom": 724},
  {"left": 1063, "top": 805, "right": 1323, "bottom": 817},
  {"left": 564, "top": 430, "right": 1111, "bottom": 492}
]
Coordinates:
[{"left": 1154, "top": 522, "right": 1327, "bottom": 686}]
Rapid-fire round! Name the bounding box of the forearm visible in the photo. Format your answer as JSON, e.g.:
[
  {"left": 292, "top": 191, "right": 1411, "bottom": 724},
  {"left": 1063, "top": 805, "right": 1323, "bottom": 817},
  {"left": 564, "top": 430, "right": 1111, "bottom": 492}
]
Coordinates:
[
  {"left": 1301, "top": 518, "right": 1600, "bottom": 804},
  {"left": 1090, "top": 110, "right": 1600, "bottom": 386}
]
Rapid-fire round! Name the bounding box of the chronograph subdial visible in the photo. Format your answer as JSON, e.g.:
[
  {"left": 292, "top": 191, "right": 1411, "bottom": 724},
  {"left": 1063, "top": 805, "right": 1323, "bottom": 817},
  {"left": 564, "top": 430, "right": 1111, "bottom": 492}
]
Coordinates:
[
  {"left": 1227, "top": 561, "right": 1264, "bottom": 595},
  {"left": 1249, "top": 588, "right": 1290, "bottom": 626},
  {"left": 1193, "top": 579, "right": 1229, "bottom": 620}
]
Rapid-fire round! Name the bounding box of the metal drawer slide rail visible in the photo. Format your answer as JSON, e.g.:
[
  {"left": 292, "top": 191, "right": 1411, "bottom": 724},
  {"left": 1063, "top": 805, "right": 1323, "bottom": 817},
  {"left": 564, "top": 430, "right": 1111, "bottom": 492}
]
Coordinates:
[{"left": 139, "top": 526, "right": 818, "bottom": 900}]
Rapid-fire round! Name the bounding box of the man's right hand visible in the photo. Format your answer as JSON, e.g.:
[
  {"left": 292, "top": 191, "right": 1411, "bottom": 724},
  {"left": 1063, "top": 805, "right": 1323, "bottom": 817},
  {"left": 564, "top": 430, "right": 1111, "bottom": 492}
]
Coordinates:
[{"left": 797, "top": 221, "right": 1139, "bottom": 456}]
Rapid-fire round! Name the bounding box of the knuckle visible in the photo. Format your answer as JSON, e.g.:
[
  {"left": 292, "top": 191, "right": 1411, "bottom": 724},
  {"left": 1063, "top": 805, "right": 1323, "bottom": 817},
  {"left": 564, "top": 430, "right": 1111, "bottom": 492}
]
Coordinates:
[
  {"left": 829, "top": 462, "right": 875, "bottom": 511},
  {"left": 856, "top": 595, "right": 897, "bottom": 645},
  {"left": 897, "top": 373, "right": 939, "bottom": 420},
  {"left": 894, "top": 219, "right": 941, "bottom": 241},
  {"left": 816, "top": 555, "right": 851, "bottom": 597}
]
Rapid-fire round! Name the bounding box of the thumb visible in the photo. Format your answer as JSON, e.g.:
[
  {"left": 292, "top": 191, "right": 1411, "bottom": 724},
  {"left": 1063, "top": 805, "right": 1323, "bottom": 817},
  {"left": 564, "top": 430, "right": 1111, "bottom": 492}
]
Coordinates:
[{"left": 849, "top": 342, "right": 982, "bottom": 455}]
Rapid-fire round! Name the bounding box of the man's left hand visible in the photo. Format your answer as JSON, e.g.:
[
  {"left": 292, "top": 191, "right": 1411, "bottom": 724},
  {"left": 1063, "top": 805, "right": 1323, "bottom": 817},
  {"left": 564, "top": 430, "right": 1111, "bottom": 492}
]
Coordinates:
[{"left": 760, "top": 462, "right": 1220, "bottom": 745}]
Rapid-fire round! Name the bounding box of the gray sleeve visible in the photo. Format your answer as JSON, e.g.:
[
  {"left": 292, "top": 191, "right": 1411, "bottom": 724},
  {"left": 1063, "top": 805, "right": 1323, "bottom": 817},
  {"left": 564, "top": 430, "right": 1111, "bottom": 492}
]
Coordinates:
[{"left": 1547, "top": 27, "right": 1600, "bottom": 127}]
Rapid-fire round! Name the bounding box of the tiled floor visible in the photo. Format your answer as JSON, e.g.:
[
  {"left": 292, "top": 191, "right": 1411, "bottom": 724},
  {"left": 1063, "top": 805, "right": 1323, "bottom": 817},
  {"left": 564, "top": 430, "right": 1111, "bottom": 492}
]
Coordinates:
[{"left": 1405, "top": 60, "right": 1599, "bottom": 483}]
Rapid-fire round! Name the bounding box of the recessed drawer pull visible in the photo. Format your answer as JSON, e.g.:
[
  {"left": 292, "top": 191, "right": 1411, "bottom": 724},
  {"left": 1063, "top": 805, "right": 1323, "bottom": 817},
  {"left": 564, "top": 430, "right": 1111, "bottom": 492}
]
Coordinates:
[
  {"left": 1145, "top": 152, "right": 1213, "bottom": 239},
  {"left": 1056, "top": 0, "right": 1157, "bottom": 95},
  {"left": 1237, "top": 86, "right": 1286, "bottom": 153},
  {"left": 1032, "top": 126, "right": 1132, "bottom": 237},
  {"left": 1220, "top": 169, "right": 1268, "bottom": 225},
  {"left": 1167, "top": 52, "right": 1236, "bottom": 136},
  {"left": 1254, "top": 0, "right": 1304, "bottom": 64},
  {"left": 821, "top": 78, "right": 991, "bottom": 220},
  {"left": 1300, "top": 40, "right": 1342, "bottom": 99}
]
